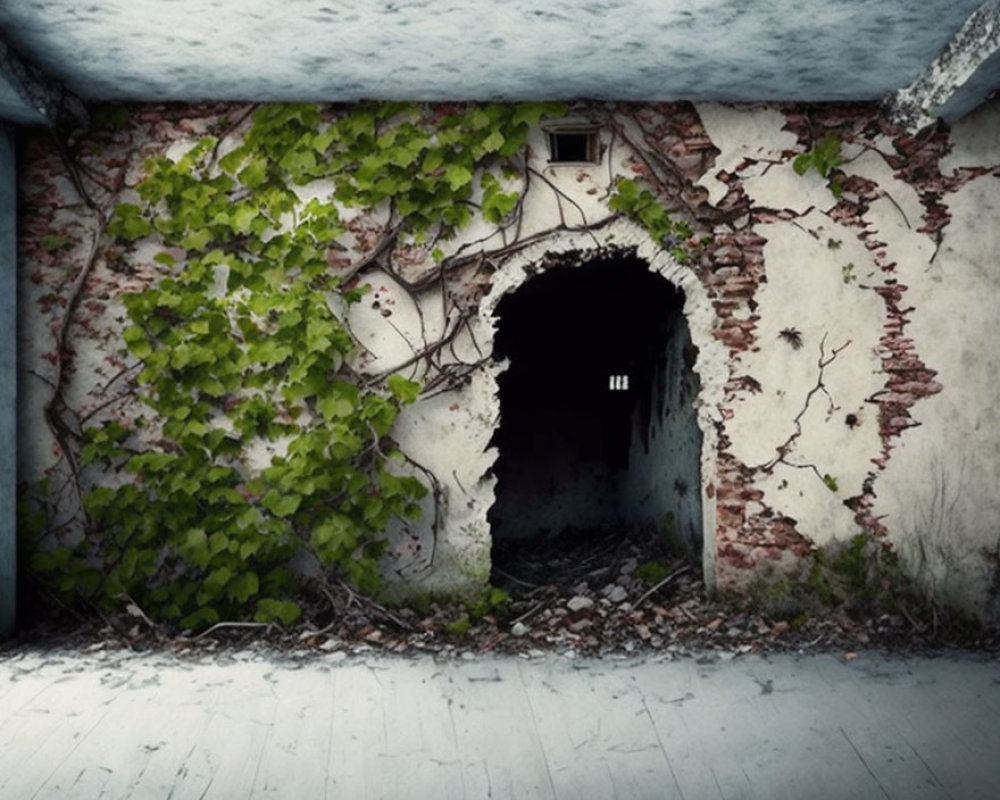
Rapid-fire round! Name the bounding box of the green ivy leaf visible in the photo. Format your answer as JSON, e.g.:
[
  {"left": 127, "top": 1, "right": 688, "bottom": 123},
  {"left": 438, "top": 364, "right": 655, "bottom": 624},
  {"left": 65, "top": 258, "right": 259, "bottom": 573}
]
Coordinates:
[
  {"left": 312, "top": 515, "right": 359, "bottom": 562},
  {"left": 317, "top": 380, "right": 360, "bottom": 420},
  {"left": 204, "top": 565, "right": 233, "bottom": 594},
  {"left": 230, "top": 204, "right": 259, "bottom": 234},
  {"left": 227, "top": 571, "right": 259, "bottom": 603},
  {"left": 180, "top": 228, "right": 213, "bottom": 251},
  {"left": 512, "top": 102, "right": 567, "bottom": 127},
  {"left": 445, "top": 163, "right": 473, "bottom": 191},
  {"left": 476, "top": 129, "right": 505, "bottom": 156},
  {"left": 261, "top": 490, "right": 302, "bottom": 518},
  {"left": 362, "top": 395, "right": 399, "bottom": 435},
  {"left": 254, "top": 598, "right": 301, "bottom": 626},
  {"left": 387, "top": 374, "right": 420, "bottom": 404},
  {"left": 109, "top": 203, "right": 154, "bottom": 241},
  {"left": 239, "top": 155, "right": 269, "bottom": 188}
]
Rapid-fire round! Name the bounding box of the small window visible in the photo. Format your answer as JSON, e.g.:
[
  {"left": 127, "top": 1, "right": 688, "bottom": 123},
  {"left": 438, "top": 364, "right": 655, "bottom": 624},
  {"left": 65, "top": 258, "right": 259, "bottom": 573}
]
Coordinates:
[
  {"left": 609, "top": 374, "right": 629, "bottom": 391},
  {"left": 546, "top": 125, "right": 599, "bottom": 164}
]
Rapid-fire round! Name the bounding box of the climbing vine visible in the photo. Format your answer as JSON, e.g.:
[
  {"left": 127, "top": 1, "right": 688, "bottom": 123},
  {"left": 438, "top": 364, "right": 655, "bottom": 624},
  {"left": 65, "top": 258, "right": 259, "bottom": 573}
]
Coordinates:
[
  {"left": 28, "top": 101, "right": 569, "bottom": 629},
  {"left": 21, "top": 98, "right": 728, "bottom": 631},
  {"left": 607, "top": 177, "right": 695, "bottom": 262}
]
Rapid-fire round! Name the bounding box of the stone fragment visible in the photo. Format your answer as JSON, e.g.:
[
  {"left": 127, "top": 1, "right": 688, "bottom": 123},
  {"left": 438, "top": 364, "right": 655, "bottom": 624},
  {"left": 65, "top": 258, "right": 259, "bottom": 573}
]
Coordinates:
[
  {"left": 604, "top": 584, "right": 628, "bottom": 603},
  {"left": 511, "top": 621, "right": 529, "bottom": 637},
  {"left": 567, "top": 595, "right": 595, "bottom": 613}
]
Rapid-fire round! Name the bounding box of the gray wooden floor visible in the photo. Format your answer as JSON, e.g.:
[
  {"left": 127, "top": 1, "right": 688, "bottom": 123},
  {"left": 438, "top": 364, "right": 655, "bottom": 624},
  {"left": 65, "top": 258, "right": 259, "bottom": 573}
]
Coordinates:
[{"left": 1, "top": 647, "right": 998, "bottom": 799}]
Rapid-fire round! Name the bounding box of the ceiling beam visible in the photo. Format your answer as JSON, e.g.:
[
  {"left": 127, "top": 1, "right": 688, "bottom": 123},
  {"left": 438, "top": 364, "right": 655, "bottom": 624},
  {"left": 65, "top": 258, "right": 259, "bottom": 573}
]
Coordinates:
[
  {"left": 0, "top": 32, "right": 87, "bottom": 130},
  {"left": 886, "top": 0, "right": 1000, "bottom": 132}
]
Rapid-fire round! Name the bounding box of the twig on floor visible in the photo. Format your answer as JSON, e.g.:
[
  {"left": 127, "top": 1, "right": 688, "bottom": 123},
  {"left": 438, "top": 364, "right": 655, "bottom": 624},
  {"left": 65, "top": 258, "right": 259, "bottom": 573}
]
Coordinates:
[
  {"left": 633, "top": 565, "right": 691, "bottom": 609},
  {"left": 191, "top": 621, "right": 276, "bottom": 641},
  {"left": 493, "top": 568, "right": 540, "bottom": 589},
  {"left": 478, "top": 632, "right": 508, "bottom": 654},
  {"left": 337, "top": 580, "right": 415, "bottom": 632},
  {"left": 309, "top": 620, "right": 339, "bottom": 637},
  {"left": 116, "top": 593, "right": 159, "bottom": 631},
  {"left": 511, "top": 599, "right": 550, "bottom": 626}
]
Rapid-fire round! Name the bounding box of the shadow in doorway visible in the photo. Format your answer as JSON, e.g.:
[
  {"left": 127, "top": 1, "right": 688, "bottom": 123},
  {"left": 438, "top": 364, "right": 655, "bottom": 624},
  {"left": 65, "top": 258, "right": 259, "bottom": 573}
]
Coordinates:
[{"left": 488, "top": 250, "right": 702, "bottom": 588}]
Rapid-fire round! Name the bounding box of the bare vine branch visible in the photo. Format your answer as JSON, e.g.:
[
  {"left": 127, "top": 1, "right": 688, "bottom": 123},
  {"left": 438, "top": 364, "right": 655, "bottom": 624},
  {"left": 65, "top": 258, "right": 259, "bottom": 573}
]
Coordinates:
[
  {"left": 341, "top": 222, "right": 402, "bottom": 284},
  {"left": 43, "top": 135, "right": 121, "bottom": 494}
]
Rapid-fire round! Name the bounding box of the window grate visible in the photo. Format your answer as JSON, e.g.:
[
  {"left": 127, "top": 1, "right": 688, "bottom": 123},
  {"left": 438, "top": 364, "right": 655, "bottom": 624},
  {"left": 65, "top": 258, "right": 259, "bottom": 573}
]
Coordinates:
[{"left": 546, "top": 126, "right": 600, "bottom": 164}]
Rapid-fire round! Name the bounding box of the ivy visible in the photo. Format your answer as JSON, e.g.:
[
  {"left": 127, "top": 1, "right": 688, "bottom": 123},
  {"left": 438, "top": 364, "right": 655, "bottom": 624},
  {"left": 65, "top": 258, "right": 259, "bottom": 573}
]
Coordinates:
[
  {"left": 608, "top": 178, "right": 694, "bottom": 263},
  {"left": 793, "top": 133, "right": 844, "bottom": 197},
  {"left": 30, "top": 101, "right": 571, "bottom": 630}
]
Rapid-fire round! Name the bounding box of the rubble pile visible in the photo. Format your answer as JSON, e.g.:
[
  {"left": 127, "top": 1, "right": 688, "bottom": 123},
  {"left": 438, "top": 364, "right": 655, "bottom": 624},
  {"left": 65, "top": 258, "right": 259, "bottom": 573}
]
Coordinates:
[{"left": 12, "top": 525, "right": 997, "bottom": 660}]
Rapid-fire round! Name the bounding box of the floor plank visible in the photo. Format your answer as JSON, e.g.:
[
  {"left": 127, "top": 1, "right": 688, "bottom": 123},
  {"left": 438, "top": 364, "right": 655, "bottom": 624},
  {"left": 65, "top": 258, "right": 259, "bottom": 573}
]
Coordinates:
[{"left": 1, "top": 648, "right": 997, "bottom": 799}]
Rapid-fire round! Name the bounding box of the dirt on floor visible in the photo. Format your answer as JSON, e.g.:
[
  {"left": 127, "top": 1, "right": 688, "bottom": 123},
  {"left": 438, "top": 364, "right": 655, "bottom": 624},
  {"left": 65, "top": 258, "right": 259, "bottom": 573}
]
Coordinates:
[{"left": 8, "top": 527, "right": 999, "bottom": 660}]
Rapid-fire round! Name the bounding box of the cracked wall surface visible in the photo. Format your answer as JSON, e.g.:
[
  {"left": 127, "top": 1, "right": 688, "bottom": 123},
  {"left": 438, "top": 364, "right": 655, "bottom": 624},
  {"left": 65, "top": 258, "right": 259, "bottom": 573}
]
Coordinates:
[
  {"left": 16, "top": 98, "right": 1000, "bottom": 619},
  {"left": 874, "top": 101, "right": 1000, "bottom": 617}
]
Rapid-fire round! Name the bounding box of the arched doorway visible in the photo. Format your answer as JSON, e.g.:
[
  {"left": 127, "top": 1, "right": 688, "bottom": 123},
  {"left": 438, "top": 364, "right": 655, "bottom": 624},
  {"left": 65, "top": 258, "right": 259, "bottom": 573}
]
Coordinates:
[{"left": 488, "top": 249, "right": 703, "bottom": 581}]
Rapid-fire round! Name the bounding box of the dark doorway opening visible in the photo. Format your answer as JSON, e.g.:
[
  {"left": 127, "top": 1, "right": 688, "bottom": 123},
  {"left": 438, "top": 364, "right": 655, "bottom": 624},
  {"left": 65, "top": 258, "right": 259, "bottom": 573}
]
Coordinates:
[{"left": 488, "top": 250, "right": 702, "bottom": 587}]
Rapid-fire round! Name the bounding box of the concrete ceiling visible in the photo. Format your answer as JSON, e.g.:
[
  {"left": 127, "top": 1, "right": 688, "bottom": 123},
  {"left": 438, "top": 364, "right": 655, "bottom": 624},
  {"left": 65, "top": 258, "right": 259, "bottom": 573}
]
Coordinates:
[{"left": 0, "top": 1, "right": 999, "bottom": 130}]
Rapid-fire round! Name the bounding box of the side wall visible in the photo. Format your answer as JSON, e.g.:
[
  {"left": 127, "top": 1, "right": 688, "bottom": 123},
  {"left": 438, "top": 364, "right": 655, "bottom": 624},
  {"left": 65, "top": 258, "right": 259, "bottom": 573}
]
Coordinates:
[
  {"left": 1, "top": 123, "right": 15, "bottom": 637},
  {"left": 624, "top": 314, "right": 703, "bottom": 555}
]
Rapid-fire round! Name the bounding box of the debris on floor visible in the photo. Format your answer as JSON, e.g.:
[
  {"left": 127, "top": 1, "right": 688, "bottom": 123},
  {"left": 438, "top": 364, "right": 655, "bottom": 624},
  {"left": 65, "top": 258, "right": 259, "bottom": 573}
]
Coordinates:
[{"left": 8, "top": 525, "right": 998, "bottom": 660}]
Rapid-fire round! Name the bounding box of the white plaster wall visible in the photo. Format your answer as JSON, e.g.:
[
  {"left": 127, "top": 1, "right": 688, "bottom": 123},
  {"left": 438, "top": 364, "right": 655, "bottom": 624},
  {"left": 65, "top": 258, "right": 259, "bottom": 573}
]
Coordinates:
[
  {"left": 691, "top": 100, "right": 1000, "bottom": 620},
  {"left": 696, "top": 103, "right": 801, "bottom": 207},
  {"left": 940, "top": 100, "right": 1000, "bottom": 173},
  {"left": 876, "top": 172, "right": 1000, "bottom": 613},
  {"left": 725, "top": 210, "right": 885, "bottom": 546}
]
